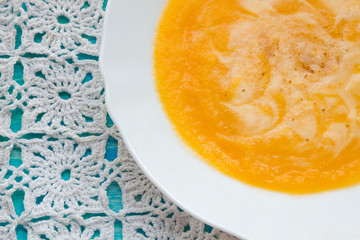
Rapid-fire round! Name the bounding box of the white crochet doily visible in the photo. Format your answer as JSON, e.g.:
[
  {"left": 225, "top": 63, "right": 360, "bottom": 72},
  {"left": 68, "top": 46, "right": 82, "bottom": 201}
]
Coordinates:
[{"left": 0, "top": 0, "right": 237, "bottom": 239}]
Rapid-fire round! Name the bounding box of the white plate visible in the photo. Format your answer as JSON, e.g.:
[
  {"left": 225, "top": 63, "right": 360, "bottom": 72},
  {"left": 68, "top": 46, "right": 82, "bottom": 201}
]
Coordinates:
[{"left": 99, "top": 1, "right": 360, "bottom": 239}]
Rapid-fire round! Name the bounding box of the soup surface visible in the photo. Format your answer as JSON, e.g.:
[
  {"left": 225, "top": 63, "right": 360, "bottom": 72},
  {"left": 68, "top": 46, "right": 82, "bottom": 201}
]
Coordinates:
[{"left": 154, "top": 0, "right": 360, "bottom": 193}]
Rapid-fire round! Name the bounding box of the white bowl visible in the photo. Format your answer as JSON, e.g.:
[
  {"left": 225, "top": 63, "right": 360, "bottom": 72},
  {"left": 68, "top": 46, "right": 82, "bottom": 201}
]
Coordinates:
[{"left": 99, "top": 1, "right": 360, "bottom": 239}]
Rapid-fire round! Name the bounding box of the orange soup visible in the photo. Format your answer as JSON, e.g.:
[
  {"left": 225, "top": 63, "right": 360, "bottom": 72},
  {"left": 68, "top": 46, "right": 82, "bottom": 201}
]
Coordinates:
[{"left": 154, "top": 0, "right": 360, "bottom": 193}]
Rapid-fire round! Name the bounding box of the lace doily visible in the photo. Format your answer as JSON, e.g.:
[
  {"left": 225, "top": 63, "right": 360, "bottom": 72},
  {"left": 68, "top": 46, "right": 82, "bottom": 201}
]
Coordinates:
[{"left": 0, "top": 0, "right": 237, "bottom": 239}]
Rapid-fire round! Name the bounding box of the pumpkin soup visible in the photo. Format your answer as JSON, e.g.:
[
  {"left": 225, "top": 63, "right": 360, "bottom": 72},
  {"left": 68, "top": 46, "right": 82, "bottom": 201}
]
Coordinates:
[{"left": 154, "top": 0, "right": 360, "bottom": 193}]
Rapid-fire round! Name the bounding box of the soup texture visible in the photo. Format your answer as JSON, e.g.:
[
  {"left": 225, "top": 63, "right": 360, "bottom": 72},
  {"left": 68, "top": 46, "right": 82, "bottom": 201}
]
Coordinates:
[{"left": 154, "top": 0, "right": 360, "bottom": 193}]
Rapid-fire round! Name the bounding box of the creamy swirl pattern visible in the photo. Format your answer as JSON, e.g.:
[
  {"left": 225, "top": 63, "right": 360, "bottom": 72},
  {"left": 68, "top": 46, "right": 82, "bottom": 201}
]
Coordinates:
[
  {"left": 155, "top": 0, "right": 360, "bottom": 193},
  {"left": 219, "top": 0, "right": 360, "bottom": 154}
]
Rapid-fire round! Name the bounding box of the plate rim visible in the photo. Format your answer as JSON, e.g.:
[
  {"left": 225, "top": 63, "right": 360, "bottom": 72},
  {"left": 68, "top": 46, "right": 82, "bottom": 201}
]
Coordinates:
[
  {"left": 99, "top": 1, "right": 360, "bottom": 239},
  {"left": 98, "top": 1, "right": 247, "bottom": 238}
]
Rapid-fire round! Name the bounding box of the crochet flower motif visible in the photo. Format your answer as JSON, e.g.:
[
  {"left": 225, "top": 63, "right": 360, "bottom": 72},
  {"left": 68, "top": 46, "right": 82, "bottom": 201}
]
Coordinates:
[
  {"left": 0, "top": 0, "right": 23, "bottom": 27},
  {"left": 23, "top": 60, "right": 105, "bottom": 130},
  {"left": 25, "top": 0, "right": 103, "bottom": 52},
  {"left": 27, "top": 217, "right": 114, "bottom": 240},
  {"left": 26, "top": 140, "right": 105, "bottom": 213}
]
